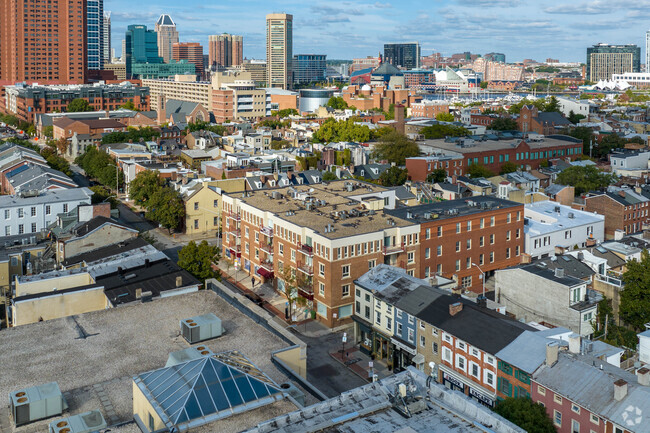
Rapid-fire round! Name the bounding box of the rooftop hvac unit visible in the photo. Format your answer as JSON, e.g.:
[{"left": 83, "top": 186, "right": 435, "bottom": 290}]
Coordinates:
[
  {"left": 165, "top": 346, "right": 214, "bottom": 367},
  {"left": 48, "top": 410, "right": 106, "bottom": 433},
  {"left": 10, "top": 382, "right": 66, "bottom": 427},
  {"left": 180, "top": 313, "right": 224, "bottom": 344},
  {"left": 280, "top": 382, "right": 305, "bottom": 407}
]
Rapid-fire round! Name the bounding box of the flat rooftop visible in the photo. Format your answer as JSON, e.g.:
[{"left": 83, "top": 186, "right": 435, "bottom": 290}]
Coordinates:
[
  {"left": 233, "top": 181, "right": 417, "bottom": 239},
  {"left": 420, "top": 135, "right": 581, "bottom": 155},
  {"left": 524, "top": 201, "right": 604, "bottom": 237},
  {"left": 0, "top": 290, "right": 312, "bottom": 433}
]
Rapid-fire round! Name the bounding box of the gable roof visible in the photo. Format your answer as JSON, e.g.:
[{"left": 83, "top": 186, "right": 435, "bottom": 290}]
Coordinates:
[
  {"left": 165, "top": 99, "right": 201, "bottom": 118},
  {"left": 535, "top": 112, "right": 571, "bottom": 126},
  {"left": 134, "top": 351, "right": 283, "bottom": 430}
]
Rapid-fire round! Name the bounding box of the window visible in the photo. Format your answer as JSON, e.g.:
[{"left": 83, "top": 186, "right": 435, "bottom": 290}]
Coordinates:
[
  {"left": 490, "top": 252, "right": 494, "bottom": 263},
  {"left": 572, "top": 404, "right": 580, "bottom": 414},
  {"left": 457, "top": 341, "right": 466, "bottom": 351},
  {"left": 590, "top": 414, "right": 599, "bottom": 425},
  {"left": 506, "top": 248, "right": 511, "bottom": 259},
  {"left": 4, "top": 209, "right": 9, "bottom": 219},
  {"left": 425, "top": 228, "right": 430, "bottom": 239},
  {"left": 368, "top": 259, "right": 377, "bottom": 270},
  {"left": 319, "top": 282, "right": 325, "bottom": 296},
  {"left": 572, "top": 420, "right": 580, "bottom": 433},
  {"left": 386, "top": 317, "right": 392, "bottom": 331},
  {"left": 355, "top": 301, "right": 361, "bottom": 314},
  {"left": 456, "top": 241, "right": 461, "bottom": 252},
  {"left": 4, "top": 226, "right": 9, "bottom": 236},
  {"left": 425, "top": 248, "right": 430, "bottom": 259},
  {"left": 466, "top": 257, "right": 471, "bottom": 269},
  {"left": 420, "top": 335, "right": 425, "bottom": 347},
  {"left": 554, "top": 410, "right": 562, "bottom": 427},
  {"left": 319, "top": 263, "right": 325, "bottom": 276},
  {"left": 456, "top": 354, "right": 466, "bottom": 371},
  {"left": 485, "top": 370, "right": 495, "bottom": 387},
  {"left": 397, "top": 309, "right": 403, "bottom": 319},
  {"left": 455, "top": 260, "right": 460, "bottom": 271},
  {"left": 486, "top": 356, "right": 495, "bottom": 366},
  {"left": 437, "top": 245, "right": 442, "bottom": 256},
  {"left": 364, "top": 306, "right": 370, "bottom": 319},
  {"left": 63, "top": 204, "right": 68, "bottom": 213},
  {"left": 479, "top": 253, "right": 484, "bottom": 266},
  {"left": 408, "top": 251, "right": 415, "bottom": 264},
  {"left": 490, "top": 234, "right": 495, "bottom": 244},
  {"left": 408, "top": 314, "right": 414, "bottom": 324},
  {"left": 30, "top": 207, "right": 36, "bottom": 217},
  {"left": 194, "top": 219, "right": 199, "bottom": 229},
  {"left": 342, "top": 284, "right": 350, "bottom": 297},
  {"left": 17, "top": 208, "right": 24, "bottom": 218},
  {"left": 490, "top": 216, "right": 495, "bottom": 226},
  {"left": 407, "top": 328, "right": 414, "bottom": 343},
  {"left": 456, "top": 222, "right": 461, "bottom": 233},
  {"left": 18, "top": 224, "right": 24, "bottom": 234},
  {"left": 376, "top": 299, "right": 381, "bottom": 308},
  {"left": 466, "top": 239, "right": 471, "bottom": 250},
  {"left": 10, "top": 257, "right": 18, "bottom": 267},
  {"left": 442, "top": 347, "right": 452, "bottom": 362},
  {"left": 213, "top": 199, "right": 218, "bottom": 208},
  {"left": 419, "top": 321, "right": 425, "bottom": 330},
  {"left": 432, "top": 342, "right": 438, "bottom": 354},
  {"left": 443, "top": 333, "right": 452, "bottom": 343},
  {"left": 554, "top": 394, "right": 563, "bottom": 404},
  {"left": 291, "top": 250, "right": 296, "bottom": 262},
  {"left": 538, "top": 386, "right": 546, "bottom": 396},
  {"left": 471, "top": 348, "right": 479, "bottom": 358},
  {"left": 461, "top": 276, "right": 472, "bottom": 289},
  {"left": 506, "top": 230, "right": 511, "bottom": 241},
  {"left": 31, "top": 223, "right": 36, "bottom": 233},
  {"left": 342, "top": 264, "right": 350, "bottom": 278},
  {"left": 437, "top": 226, "right": 442, "bottom": 237},
  {"left": 397, "top": 322, "right": 403, "bottom": 335},
  {"left": 480, "top": 218, "right": 485, "bottom": 229},
  {"left": 470, "top": 362, "right": 480, "bottom": 378},
  {"left": 467, "top": 221, "right": 472, "bottom": 231},
  {"left": 507, "top": 213, "right": 511, "bottom": 223},
  {"left": 479, "top": 236, "right": 484, "bottom": 247}
]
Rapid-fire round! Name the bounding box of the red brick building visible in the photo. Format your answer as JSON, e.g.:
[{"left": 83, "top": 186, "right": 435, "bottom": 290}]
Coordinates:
[
  {"left": 517, "top": 105, "right": 572, "bottom": 136},
  {"left": 0, "top": 0, "right": 86, "bottom": 84},
  {"left": 470, "top": 114, "right": 497, "bottom": 127},
  {"left": 173, "top": 42, "right": 205, "bottom": 78},
  {"left": 581, "top": 190, "right": 650, "bottom": 239},
  {"left": 411, "top": 100, "right": 450, "bottom": 119}
]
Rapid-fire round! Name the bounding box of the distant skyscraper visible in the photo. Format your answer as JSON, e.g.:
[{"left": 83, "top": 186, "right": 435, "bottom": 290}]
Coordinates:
[
  {"left": 208, "top": 34, "right": 243, "bottom": 69},
  {"left": 0, "top": 0, "right": 87, "bottom": 83},
  {"left": 293, "top": 54, "right": 327, "bottom": 84},
  {"left": 266, "top": 13, "right": 293, "bottom": 90},
  {"left": 102, "top": 11, "right": 112, "bottom": 68},
  {"left": 646, "top": 30, "right": 650, "bottom": 71},
  {"left": 155, "top": 14, "right": 179, "bottom": 63},
  {"left": 173, "top": 42, "right": 204, "bottom": 78},
  {"left": 586, "top": 43, "right": 640, "bottom": 81},
  {"left": 87, "top": 0, "right": 104, "bottom": 70},
  {"left": 125, "top": 25, "right": 163, "bottom": 78},
  {"left": 383, "top": 43, "right": 420, "bottom": 70},
  {"left": 484, "top": 52, "right": 506, "bottom": 63}
]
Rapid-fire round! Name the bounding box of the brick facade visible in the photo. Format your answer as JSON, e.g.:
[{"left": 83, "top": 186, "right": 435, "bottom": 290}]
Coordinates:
[{"left": 583, "top": 193, "right": 650, "bottom": 239}]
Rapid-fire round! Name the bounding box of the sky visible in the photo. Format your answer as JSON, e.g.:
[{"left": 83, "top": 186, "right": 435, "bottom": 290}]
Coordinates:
[{"left": 106, "top": 0, "right": 650, "bottom": 63}]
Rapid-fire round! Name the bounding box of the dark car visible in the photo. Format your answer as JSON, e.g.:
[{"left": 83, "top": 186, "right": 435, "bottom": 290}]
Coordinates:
[{"left": 244, "top": 292, "right": 265, "bottom": 306}]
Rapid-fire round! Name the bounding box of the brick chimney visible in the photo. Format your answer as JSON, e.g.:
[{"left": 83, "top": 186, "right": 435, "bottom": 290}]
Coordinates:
[
  {"left": 614, "top": 379, "right": 628, "bottom": 401},
  {"left": 586, "top": 236, "right": 597, "bottom": 247},
  {"left": 520, "top": 253, "right": 532, "bottom": 264},
  {"left": 637, "top": 367, "right": 650, "bottom": 386},
  {"left": 449, "top": 302, "right": 463, "bottom": 316}
]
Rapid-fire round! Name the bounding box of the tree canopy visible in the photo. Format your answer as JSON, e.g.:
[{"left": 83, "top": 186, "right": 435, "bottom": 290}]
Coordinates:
[
  {"left": 467, "top": 163, "right": 494, "bottom": 178},
  {"left": 490, "top": 117, "right": 518, "bottom": 131},
  {"left": 120, "top": 101, "right": 140, "bottom": 111},
  {"left": 420, "top": 124, "right": 468, "bottom": 139},
  {"left": 312, "top": 118, "right": 372, "bottom": 143},
  {"left": 178, "top": 240, "right": 221, "bottom": 281},
  {"left": 322, "top": 170, "right": 338, "bottom": 181},
  {"left": 508, "top": 96, "right": 561, "bottom": 114},
  {"left": 186, "top": 120, "right": 226, "bottom": 136},
  {"left": 273, "top": 108, "right": 299, "bottom": 118},
  {"left": 426, "top": 168, "right": 447, "bottom": 183},
  {"left": 621, "top": 251, "right": 650, "bottom": 331},
  {"left": 129, "top": 170, "right": 164, "bottom": 206},
  {"left": 379, "top": 166, "right": 408, "bottom": 186},
  {"left": 146, "top": 187, "right": 185, "bottom": 233},
  {"left": 66, "top": 98, "right": 93, "bottom": 113},
  {"left": 493, "top": 398, "right": 556, "bottom": 433},
  {"left": 554, "top": 165, "right": 615, "bottom": 195},
  {"left": 567, "top": 110, "right": 586, "bottom": 124},
  {"left": 75, "top": 146, "right": 123, "bottom": 189},
  {"left": 101, "top": 126, "right": 160, "bottom": 144},
  {"left": 326, "top": 96, "right": 349, "bottom": 110},
  {"left": 499, "top": 161, "right": 518, "bottom": 175},
  {"left": 372, "top": 130, "right": 420, "bottom": 165},
  {"left": 435, "top": 112, "right": 455, "bottom": 122}
]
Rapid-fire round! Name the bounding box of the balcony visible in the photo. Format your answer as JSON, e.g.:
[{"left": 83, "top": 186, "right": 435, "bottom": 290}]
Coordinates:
[
  {"left": 297, "top": 261, "right": 314, "bottom": 276},
  {"left": 297, "top": 243, "right": 313, "bottom": 256},
  {"left": 259, "top": 243, "right": 274, "bottom": 255},
  {"left": 259, "top": 259, "right": 274, "bottom": 272},
  {"left": 226, "top": 212, "right": 241, "bottom": 221},
  {"left": 228, "top": 245, "right": 241, "bottom": 258},
  {"left": 260, "top": 226, "right": 274, "bottom": 237},
  {"left": 297, "top": 274, "right": 314, "bottom": 300},
  {"left": 382, "top": 242, "right": 405, "bottom": 255},
  {"left": 228, "top": 228, "right": 241, "bottom": 238}
]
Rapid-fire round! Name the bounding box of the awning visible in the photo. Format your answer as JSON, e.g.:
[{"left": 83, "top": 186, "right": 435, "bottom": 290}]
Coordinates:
[
  {"left": 256, "top": 267, "right": 274, "bottom": 279},
  {"left": 391, "top": 337, "right": 417, "bottom": 356},
  {"left": 229, "top": 248, "right": 241, "bottom": 258},
  {"left": 413, "top": 353, "right": 425, "bottom": 365}
]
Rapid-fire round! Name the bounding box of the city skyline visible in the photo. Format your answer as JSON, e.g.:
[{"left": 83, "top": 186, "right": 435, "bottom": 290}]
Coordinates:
[{"left": 106, "top": 0, "right": 650, "bottom": 62}]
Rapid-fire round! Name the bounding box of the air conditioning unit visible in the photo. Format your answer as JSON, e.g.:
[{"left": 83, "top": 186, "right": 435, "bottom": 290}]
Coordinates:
[
  {"left": 48, "top": 410, "right": 107, "bottom": 433},
  {"left": 180, "top": 313, "right": 224, "bottom": 344},
  {"left": 10, "top": 382, "right": 65, "bottom": 427}
]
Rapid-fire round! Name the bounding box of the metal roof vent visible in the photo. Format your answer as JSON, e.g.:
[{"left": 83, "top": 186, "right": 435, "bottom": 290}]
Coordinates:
[
  {"left": 180, "top": 313, "right": 224, "bottom": 344},
  {"left": 11, "top": 382, "right": 66, "bottom": 427},
  {"left": 165, "top": 346, "right": 215, "bottom": 367},
  {"left": 48, "top": 410, "right": 106, "bottom": 433}
]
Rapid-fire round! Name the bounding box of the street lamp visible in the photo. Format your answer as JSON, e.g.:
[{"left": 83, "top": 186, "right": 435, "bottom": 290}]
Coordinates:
[{"left": 471, "top": 262, "right": 485, "bottom": 298}]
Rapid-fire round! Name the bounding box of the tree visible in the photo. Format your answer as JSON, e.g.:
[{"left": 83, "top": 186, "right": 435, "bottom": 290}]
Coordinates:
[
  {"left": 564, "top": 126, "right": 595, "bottom": 155},
  {"left": 271, "top": 139, "right": 291, "bottom": 150},
  {"left": 326, "top": 96, "right": 348, "bottom": 110},
  {"left": 567, "top": 110, "right": 586, "bottom": 124},
  {"left": 620, "top": 251, "right": 650, "bottom": 331},
  {"left": 178, "top": 241, "right": 221, "bottom": 281},
  {"left": 499, "top": 161, "right": 518, "bottom": 175},
  {"left": 43, "top": 126, "right": 54, "bottom": 138},
  {"left": 555, "top": 165, "right": 615, "bottom": 195},
  {"left": 479, "top": 81, "right": 488, "bottom": 89},
  {"left": 544, "top": 96, "right": 560, "bottom": 113},
  {"left": 120, "top": 101, "right": 140, "bottom": 111},
  {"left": 490, "top": 117, "right": 518, "bottom": 131},
  {"left": 420, "top": 124, "right": 468, "bottom": 139},
  {"left": 66, "top": 98, "right": 92, "bottom": 113},
  {"left": 435, "top": 112, "right": 455, "bottom": 122},
  {"left": 129, "top": 170, "right": 164, "bottom": 206},
  {"left": 372, "top": 130, "right": 420, "bottom": 165},
  {"left": 426, "top": 168, "right": 447, "bottom": 183},
  {"left": 322, "top": 170, "right": 337, "bottom": 181},
  {"left": 379, "top": 166, "right": 408, "bottom": 186},
  {"left": 493, "top": 398, "right": 556, "bottom": 433},
  {"left": 273, "top": 108, "right": 298, "bottom": 118},
  {"left": 312, "top": 118, "right": 372, "bottom": 143},
  {"left": 467, "top": 163, "right": 494, "bottom": 178},
  {"left": 146, "top": 188, "right": 185, "bottom": 233}
]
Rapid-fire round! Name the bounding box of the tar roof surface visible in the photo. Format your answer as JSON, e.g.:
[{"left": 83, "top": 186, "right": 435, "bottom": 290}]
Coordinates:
[
  {"left": 63, "top": 236, "right": 149, "bottom": 267},
  {"left": 420, "top": 135, "right": 580, "bottom": 154},
  {"left": 233, "top": 181, "right": 416, "bottom": 239},
  {"left": 0, "top": 291, "right": 309, "bottom": 433}
]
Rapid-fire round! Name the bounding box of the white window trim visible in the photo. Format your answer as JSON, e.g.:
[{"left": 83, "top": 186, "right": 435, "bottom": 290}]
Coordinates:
[{"left": 455, "top": 354, "right": 467, "bottom": 372}]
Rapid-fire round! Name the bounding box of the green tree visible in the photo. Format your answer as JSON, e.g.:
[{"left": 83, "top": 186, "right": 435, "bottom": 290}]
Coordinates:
[
  {"left": 567, "top": 110, "right": 586, "bottom": 124},
  {"left": 147, "top": 188, "right": 185, "bottom": 233},
  {"left": 544, "top": 96, "right": 560, "bottom": 113},
  {"left": 120, "top": 101, "right": 139, "bottom": 111},
  {"left": 555, "top": 165, "right": 615, "bottom": 195},
  {"left": 40, "top": 147, "right": 72, "bottom": 176},
  {"left": 479, "top": 81, "right": 488, "bottom": 89},
  {"left": 467, "top": 163, "right": 494, "bottom": 178},
  {"left": 129, "top": 170, "right": 164, "bottom": 206},
  {"left": 372, "top": 130, "right": 420, "bottom": 165},
  {"left": 326, "top": 96, "right": 348, "bottom": 110},
  {"left": 178, "top": 240, "right": 221, "bottom": 281},
  {"left": 75, "top": 146, "right": 123, "bottom": 189},
  {"left": 499, "top": 161, "right": 518, "bottom": 175},
  {"left": 420, "top": 124, "right": 468, "bottom": 139},
  {"left": 43, "top": 125, "right": 54, "bottom": 138},
  {"left": 379, "top": 166, "right": 408, "bottom": 186},
  {"left": 66, "top": 98, "right": 92, "bottom": 112},
  {"left": 564, "top": 126, "right": 595, "bottom": 155},
  {"left": 494, "top": 398, "right": 556, "bottom": 433},
  {"left": 322, "top": 170, "right": 337, "bottom": 181},
  {"left": 312, "top": 118, "right": 372, "bottom": 143},
  {"left": 435, "top": 112, "right": 455, "bottom": 122},
  {"left": 426, "top": 168, "right": 447, "bottom": 183},
  {"left": 271, "top": 139, "right": 291, "bottom": 150},
  {"left": 620, "top": 251, "right": 650, "bottom": 331},
  {"left": 490, "top": 117, "right": 518, "bottom": 131},
  {"left": 273, "top": 108, "right": 299, "bottom": 118}
]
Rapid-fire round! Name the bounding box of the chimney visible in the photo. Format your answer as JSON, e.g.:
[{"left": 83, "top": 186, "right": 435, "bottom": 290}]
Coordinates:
[
  {"left": 614, "top": 379, "right": 628, "bottom": 401},
  {"left": 586, "top": 236, "right": 597, "bottom": 247},
  {"left": 449, "top": 302, "right": 463, "bottom": 316},
  {"left": 554, "top": 267, "right": 565, "bottom": 278},
  {"left": 520, "top": 253, "right": 532, "bottom": 264},
  {"left": 546, "top": 342, "right": 559, "bottom": 366},
  {"left": 637, "top": 367, "right": 650, "bottom": 386},
  {"left": 568, "top": 333, "right": 581, "bottom": 354},
  {"left": 555, "top": 246, "right": 566, "bottom": 255},
  {"left": 135, "top": 288, "right": 142, "bottom": 299},
  {"left": 176, "top": 276, "right": 183, "bottom": 287}
]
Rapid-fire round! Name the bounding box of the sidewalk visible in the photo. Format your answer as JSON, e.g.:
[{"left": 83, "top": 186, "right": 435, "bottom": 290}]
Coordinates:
[{"left": 329, "top": 346, "right": 391, "bottom": 382}]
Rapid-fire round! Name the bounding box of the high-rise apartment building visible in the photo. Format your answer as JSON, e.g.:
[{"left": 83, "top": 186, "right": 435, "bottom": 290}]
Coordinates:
[
  {"left": 125, "top": 25, "right": 163, "bottom": 78},
  {"left": 293, "top": 54, "right": 327, "bottom": 84},
  {"left": 102, "top": 12, "right": 112, "bottom": 68},
  {"left": 484, "top": 52, "right": 506, "bottom": 63},
  {"left": 87, "top": 0, "right": 104, "bottom": 70},
  {"left": 155, "top": 14, "right": 179, "bottom": 63},
  {"left": 266, "top": 13, "right": 293, "bottom": 90},
  {"left": 384, "top": 43, "right": 420, "bottom": 70},
  {"left": 586, "top": 43, "right": 640, "bottom": 81},
  {"left": 646, "top": 30, "right": 650, "bottom": 71},
  {"left": 208, "top": 34, "right": 243, "bottom": 69},
  {"left": 173, "top": 43, "right": 204, "bottom": 78},
  {"left": 242, "top": 59, "right": 268, "bottom": 86},
  {"left": 0, "top": 0, "right": 87, "bottom": 84}
]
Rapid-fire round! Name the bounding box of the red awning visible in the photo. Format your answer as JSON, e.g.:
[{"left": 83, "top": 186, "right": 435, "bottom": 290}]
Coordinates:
[
  {"left": 257, "top": 267, "right": 274, "bottom": 279},
  {"left": 229, "top": 248, "right": 241, "bottom": 258}
]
